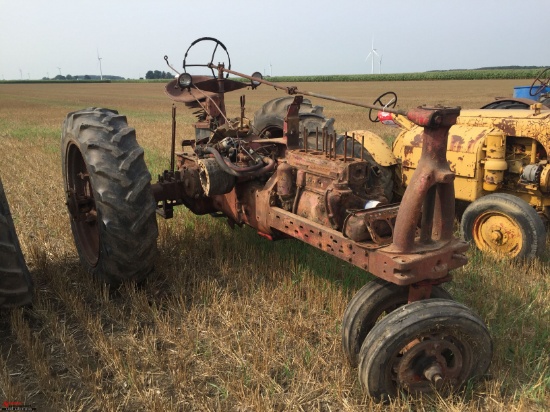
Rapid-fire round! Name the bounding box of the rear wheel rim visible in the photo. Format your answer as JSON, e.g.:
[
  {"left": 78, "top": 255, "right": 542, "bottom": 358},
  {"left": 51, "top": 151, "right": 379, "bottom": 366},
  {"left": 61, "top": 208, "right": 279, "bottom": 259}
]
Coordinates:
[
  {"left": 66, "top": 143, "right": 100, "bottom": 267},
  {"left": 472, "top": 211, "right": 522, "bottom": 257}
]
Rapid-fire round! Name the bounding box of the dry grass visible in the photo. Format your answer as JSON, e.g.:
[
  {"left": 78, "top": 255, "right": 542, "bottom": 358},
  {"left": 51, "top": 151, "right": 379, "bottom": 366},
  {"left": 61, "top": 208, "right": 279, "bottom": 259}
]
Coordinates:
[{"left": 0, "top": 79, "right": 548, "bottom": 411}]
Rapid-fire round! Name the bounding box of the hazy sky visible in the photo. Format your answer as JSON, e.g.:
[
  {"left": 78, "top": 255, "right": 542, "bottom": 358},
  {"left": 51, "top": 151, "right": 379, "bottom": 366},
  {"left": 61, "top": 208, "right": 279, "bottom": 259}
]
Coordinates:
[{"left": 1, "top": 0, "right": 549, "bottom": 80}]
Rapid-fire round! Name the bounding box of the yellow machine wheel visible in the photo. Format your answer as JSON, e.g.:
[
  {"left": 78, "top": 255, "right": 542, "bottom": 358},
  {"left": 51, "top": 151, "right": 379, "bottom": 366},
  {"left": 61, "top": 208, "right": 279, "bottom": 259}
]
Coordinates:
[{"left": 461, "top": 193, "right": 546, "bottom": 259}]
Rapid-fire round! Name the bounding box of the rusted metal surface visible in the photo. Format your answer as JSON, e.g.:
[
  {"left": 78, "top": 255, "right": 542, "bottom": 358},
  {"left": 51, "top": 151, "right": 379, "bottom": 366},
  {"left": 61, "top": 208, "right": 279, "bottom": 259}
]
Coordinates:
[
  {"left": 396, "top": 337, "right": 465, "bottom": 391},
  {"left": 283, "top": 96, "right": 303, "bottom": 149},
  {"left": 343, "top": 204, "right": 398, "bottom": 245},
  {"left": 394, "top": 107, "right": 550, "bottom": 211},
  {"left": 457, "top": 109, "right": 550, "bottom": 155},
  {"left": 264, "top": 204, "right": 467, "bottom": 286},
  {"left": 61, "top": 38, "right": 496, "bottom": 400},
  {"left": 389, "top": 107, "right": 461, "bottom": 254},
  {"left": 153, "top": 108, "right": 468, "bottom": 284},
  {"left": 154, "top": 102, "right": 467, "bottom": 285},
  {"left": 152, "top": 59, "right": 472, "bottom": 288},
  {"left": 165, "top": 76, "right": 248, "bottom": 105}
]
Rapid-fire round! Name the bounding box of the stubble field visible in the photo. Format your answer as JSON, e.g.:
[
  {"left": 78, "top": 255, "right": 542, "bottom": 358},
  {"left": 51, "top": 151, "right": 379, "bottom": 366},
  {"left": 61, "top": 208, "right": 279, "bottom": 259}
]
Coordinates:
[{"left": 0, "top": 79, "right": 548, "bottom": 411}]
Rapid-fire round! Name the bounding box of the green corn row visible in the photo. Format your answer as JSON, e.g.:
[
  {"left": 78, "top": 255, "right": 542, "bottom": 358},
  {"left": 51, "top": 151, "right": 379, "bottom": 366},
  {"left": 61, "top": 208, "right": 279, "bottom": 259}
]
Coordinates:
[
  {"left": 1, "top": 69, "right": 542, "bottom": 84},
  {"left": 262, "top": 69, "right": 543, "bottom": 82}
]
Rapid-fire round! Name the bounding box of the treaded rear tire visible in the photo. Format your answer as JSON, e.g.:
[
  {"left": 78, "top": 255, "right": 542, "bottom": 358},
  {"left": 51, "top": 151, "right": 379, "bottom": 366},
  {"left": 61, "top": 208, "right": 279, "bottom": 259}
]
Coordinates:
[
  {"left": 252, "top": 96, "right": 335, "bottom": 139},
  {"left": 0, "top": 178, "right": 33, "bottom": 308},
  {"left": 61, "top": 107, "right": 158, "bottom": 285}
]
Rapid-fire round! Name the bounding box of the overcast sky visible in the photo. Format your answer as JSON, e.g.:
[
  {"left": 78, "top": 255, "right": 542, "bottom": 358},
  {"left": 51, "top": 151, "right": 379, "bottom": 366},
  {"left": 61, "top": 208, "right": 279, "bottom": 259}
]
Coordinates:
[{"left": 1, "top": 0, "right": 549, "bottom": 80}]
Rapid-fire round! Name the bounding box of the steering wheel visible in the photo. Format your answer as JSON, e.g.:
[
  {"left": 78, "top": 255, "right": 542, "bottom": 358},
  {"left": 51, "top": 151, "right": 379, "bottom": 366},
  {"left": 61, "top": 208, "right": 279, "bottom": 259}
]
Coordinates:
[
  {"left": 529, "top": 68, "right": 550, "bottom": 96},
  {"left": 369, "top": 91, "right": 398, "bottom": 122},
  {"left": 183, "top": 37, "right": 231, "bottom": 79}
]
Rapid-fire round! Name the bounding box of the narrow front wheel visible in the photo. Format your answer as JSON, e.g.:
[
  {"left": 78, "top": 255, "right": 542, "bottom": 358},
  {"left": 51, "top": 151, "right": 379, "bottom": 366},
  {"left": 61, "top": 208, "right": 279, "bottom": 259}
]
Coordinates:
[
  {"left": 342, "top": 278, "right": 452, "bottom": 367},
  {"left": 358, "top": 299, "right": 492, "bottom": 400}
]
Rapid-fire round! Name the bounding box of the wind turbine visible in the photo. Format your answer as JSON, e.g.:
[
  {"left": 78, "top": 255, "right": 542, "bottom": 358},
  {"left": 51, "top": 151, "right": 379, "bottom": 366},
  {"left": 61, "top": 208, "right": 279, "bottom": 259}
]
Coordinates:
[
  {"left": 97, "top": 49, "right": 103, "bottom": 80},
  {"left": 365, "top": 39, "right": 380, "bottom": 75},
  {"left": 379, "top": 54, "right": 383, "bottom": 74}
]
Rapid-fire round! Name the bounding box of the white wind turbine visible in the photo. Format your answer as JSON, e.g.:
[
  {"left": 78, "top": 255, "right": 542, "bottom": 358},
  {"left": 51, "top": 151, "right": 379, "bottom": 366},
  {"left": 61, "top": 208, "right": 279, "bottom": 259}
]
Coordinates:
[
  {"left": 365, "top": 39, "right": 380, "bottom": 75},
  {"left": 97, "top": 49, "right": 103, "bottom": 80}
]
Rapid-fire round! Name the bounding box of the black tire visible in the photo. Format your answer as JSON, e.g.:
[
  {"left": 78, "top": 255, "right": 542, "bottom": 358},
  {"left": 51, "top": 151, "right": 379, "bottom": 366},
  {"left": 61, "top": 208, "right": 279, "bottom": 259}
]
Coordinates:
[
  {"left": 61, "top": 108, "right": 158, "bottom": 285},
  {"left": 358, "top": 299, "right": 492, "bottom": 400},
  {"left": 252, "top": 97, "right": 394, "bottom": 201},
  {"left": 461, "top": 193, "right": 546, "bottom": 259},
  {"left": 342, "top": 278, "right": 452, "bottom": 367},
  {"left": 252, "top": 96, "right": 335, "bottom": 140},
  {"left": 0, "top": 178, "right": 33, "bottom": 308}
]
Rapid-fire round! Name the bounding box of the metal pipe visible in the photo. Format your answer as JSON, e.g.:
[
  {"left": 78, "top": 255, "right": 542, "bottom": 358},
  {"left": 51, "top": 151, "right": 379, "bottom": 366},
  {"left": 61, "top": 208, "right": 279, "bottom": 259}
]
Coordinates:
[
  {"left": 344, "top": 132, "right": 348, "bottom": 162},
  {"left": 170, "top": 105, "right": 176, "bottom": 172},
  {"left": 212, "top": 64, "right": 408, "bottom": 116},
  {"left": 322, "top": 127, "right": 327, "bottom": 156},
  {"left": 292, "top": 169, "right": 306, "bottom": 215},
  {"left": 316, "top": 127, "right": 319, "bottom": 151},
  {"left": 204, "top": 147, "right": 275, "bottom": 177}
]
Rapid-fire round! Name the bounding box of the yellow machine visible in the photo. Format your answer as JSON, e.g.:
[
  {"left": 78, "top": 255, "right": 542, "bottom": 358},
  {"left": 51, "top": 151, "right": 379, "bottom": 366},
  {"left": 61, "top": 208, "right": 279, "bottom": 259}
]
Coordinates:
[{"left": 390, "top": 104, "right": 550, "bottom": 259}]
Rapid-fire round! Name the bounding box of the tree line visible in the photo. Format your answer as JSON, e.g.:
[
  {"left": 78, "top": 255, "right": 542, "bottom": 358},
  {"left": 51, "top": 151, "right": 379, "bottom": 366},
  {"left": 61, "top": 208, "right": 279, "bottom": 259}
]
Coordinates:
[
  {"left": 145, "top": 70, "right": 174, "bottom": 80},
  {"left": 42, "top": 74, "right": 92, "bottom": 81}
]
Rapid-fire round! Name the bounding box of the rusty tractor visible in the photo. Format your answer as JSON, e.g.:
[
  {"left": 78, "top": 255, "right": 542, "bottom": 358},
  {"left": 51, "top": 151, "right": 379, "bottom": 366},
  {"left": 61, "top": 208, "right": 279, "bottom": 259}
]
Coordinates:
[
  {"left": 373, "top": 70, "right": 550, "bottom": 260},
  {"left": 61, "top": 37, "right": 492, "bottom": 399},
  {"left": 0, "top": 177, "right": 33, "bottom": 308}
]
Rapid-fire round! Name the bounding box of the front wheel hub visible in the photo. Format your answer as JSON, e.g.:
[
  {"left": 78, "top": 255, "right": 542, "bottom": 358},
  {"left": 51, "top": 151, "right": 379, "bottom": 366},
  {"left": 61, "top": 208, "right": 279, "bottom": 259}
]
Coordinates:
[
  {"left": 474, "top": 212, "right": 521, "bottom": 256},
  {"left": 423, "top": 364, "right": 444, "bottom": 387},
  {"left": 396, "top": 336, "right": 464, "bottom": 392},
  {"left": 490, "top": 229, "right": 504, "bottom": 244}
]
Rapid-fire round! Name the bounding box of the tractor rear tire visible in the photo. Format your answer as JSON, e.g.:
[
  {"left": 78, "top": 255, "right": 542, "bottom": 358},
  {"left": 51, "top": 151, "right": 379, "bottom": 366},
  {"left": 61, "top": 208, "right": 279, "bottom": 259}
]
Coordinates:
[
  {"left": 0, "top": 178, "right": 33, "bottom": 308},
  {"left": 62, "top": 108, "right": 158, "bottom": 285},
  {"left": 461, "top": 193, "right": 546, "bottom": 259},
  {"left": 252, "top": 96, "right": 335, "bottom": 140}
]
